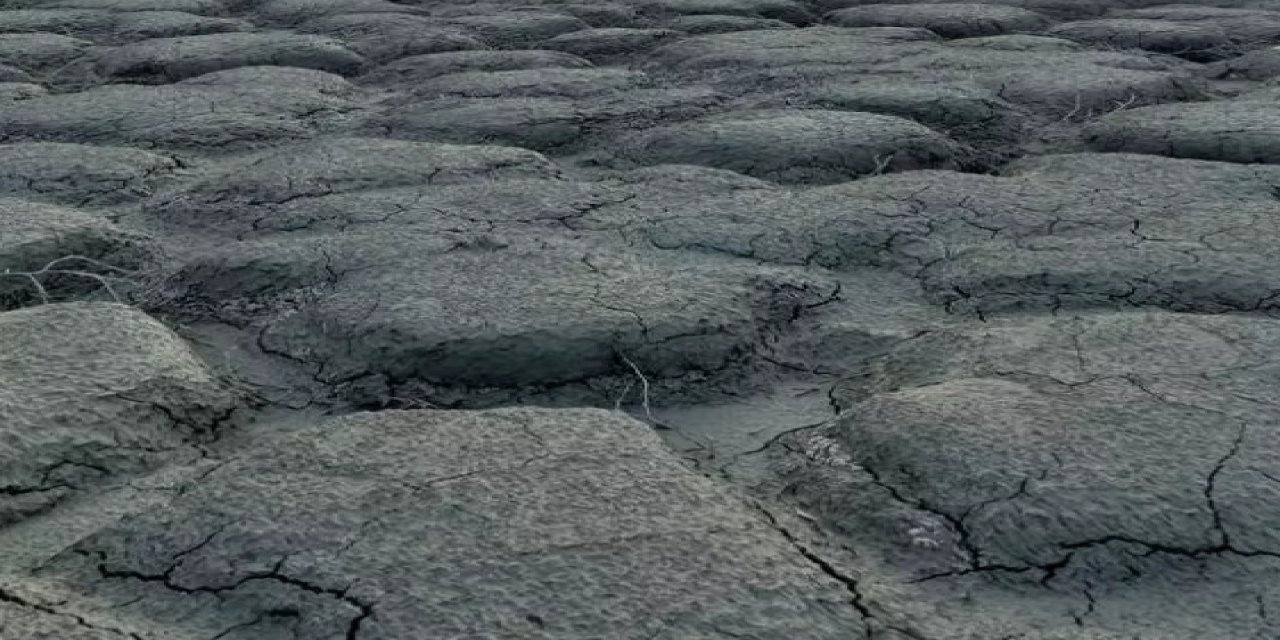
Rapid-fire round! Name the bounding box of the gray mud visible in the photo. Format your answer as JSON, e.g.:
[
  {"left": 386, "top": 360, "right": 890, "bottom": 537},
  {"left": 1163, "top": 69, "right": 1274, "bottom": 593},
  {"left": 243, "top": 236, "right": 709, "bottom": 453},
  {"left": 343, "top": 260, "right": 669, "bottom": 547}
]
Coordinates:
[{"left": 2, "top": 1, "right": 1280, "bottom": 638}]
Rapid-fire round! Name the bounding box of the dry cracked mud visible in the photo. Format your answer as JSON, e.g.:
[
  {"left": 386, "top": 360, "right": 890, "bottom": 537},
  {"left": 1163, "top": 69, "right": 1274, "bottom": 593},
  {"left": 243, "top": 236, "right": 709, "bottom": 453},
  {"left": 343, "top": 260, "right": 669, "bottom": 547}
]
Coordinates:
[{"left": 2, "top": 0, "right": 1280, "bottom": 638}]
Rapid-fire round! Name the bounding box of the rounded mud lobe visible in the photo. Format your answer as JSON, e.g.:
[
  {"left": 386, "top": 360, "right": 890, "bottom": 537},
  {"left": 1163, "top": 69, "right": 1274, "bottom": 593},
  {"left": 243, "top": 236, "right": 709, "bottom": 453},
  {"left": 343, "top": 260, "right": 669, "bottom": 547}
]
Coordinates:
[
  {"left": 610, "top": 108, "right": 964, "bottom": 183},
  {"left": 0, "top": 142, "right": 181, "bottom": 205},
  {"left": 1048, "top": 18, "right": 1235, "bottom": 62},
  {"left": 25, "top": 408, "right": 866, "bottom": 638},
  {"left": 825, "top": 4, "right": 1051, "bottom": 39},
  {"left": 825, "top": 310, "right": 1280, "bottom": 563},
  {"left": 544, "top": 27, "right": 683, "bottom": 62},
  {"left": 297, "top": 13, "right": 482, "bottom": 64},
  {"left": 1084, "top": 102, "right": 1280, "bottom": 164},
  {"left": 663, "top": 13, "right": 796, "bottom": 33},
  {"left": 0, "top": 80, "right": 359, "bottom": 148},
  {"left": 443, "top": 11, "right": 590, "bottom": 48},
  {"left": 635, "top": 0, "right": 815, "bottom": 24},
  {"left": 1208, "top": 46, "right": 1280, "bottom": 81},
  {"left": 357, "top": 49, "right": 595, "bottom": 88},
  {"left": 5, "top": 1, "right": 1280, "bottom": 639},
  {"left": 397, "top": 67, "right": 655, "bottom": 101},
  {"left": 143, "top": 136, "right": 563, "bottom": 233},
  {"left": 85, "top": 32, "right": 368, "bottom": 84},
  {"left": 814, "top": 0, "right": 1111, "bottom": 21},
  {"left": 0, "top": 303, "right": 240, "bottom": 526},
  {"left": 0, "top": 33, "right": 92, "bottom": 72}
]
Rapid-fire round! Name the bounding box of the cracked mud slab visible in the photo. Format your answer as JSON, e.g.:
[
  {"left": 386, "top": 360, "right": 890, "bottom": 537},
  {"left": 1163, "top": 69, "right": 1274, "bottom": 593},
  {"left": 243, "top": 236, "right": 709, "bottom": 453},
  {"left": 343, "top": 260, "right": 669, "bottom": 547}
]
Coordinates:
[
  {"left": 0, "top": 303, "right": 239, "bottom": 527},
  {"left": 24, "top": 408, "right": 866, "bottom": 639},
  {"left": 769, "top": 310, "right": 1280, "bottom": 638},
  {"left": 5, "top": 0, "right": 1280, "bottom": 638}
]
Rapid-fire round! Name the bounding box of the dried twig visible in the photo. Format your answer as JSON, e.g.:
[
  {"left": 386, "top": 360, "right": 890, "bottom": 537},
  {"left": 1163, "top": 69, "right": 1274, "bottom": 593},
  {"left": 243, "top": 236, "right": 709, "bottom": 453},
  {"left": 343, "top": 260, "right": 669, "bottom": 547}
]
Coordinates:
[
  {"left": 1109, "top": 92, "right": 1139, "bottom": 114},
  {"left": 1, "top": 255, "right": 137, "bottom": 306},
  {"left": 41, "top": 255, "right": 135, "bottom": 274},
  {"left": 13, "top": 271, "right": 50, "bottom": 304},
  {"left": 614, "top": 377, "right": 636, "bottom": 412},
  {"left": 616, "top": 351, "right": 654, "bottom": 423},
  {"left": 385, "top": 396, "right": 440, "bottom": 410},
  {"left": 870, "top": 153, "right": 895, "bottom": 176},
  {"left": 1059, "top": 93, "right": 1083, "bottom": 123}
]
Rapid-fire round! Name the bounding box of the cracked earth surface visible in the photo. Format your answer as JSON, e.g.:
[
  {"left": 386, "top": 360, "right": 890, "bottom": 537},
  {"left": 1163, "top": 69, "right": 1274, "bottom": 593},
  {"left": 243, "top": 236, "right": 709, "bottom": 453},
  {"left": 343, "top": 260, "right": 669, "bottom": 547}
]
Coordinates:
[{"left": 3, "top": 0, "right": 1280, "bottom": 638}]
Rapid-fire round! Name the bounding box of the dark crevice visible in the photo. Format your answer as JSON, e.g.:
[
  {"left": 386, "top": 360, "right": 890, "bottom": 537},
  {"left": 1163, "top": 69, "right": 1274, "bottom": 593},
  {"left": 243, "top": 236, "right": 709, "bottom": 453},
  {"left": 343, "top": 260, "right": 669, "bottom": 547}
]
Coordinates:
[
  {"left": 856, "top": 459, "right": 985, "bottom": 570},
  {"left": 0, "top": 585, "right": 143, "bottom": 639},
  {"left": 92, "top": 552, "right": 375, "bottom": 639},
  {"left": 1058, "top": 534, "right": 1280, "bottom": 560},
  {"left": 753, "top": 502, "right": 932, "bottom": 640},
  {"left": 1206, "top": 423, "right": 1248, "bottom": 547},
  {"left": 754, "top": 507, "right": 877, "bottom": 638}
]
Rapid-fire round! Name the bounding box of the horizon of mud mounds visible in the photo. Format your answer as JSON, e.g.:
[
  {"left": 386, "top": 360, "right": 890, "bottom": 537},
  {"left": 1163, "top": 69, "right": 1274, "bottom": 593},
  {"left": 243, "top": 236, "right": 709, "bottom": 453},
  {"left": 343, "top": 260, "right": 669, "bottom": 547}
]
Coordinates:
[{"left": 4, "top": 0, "right": 1280, "bottom": 638}]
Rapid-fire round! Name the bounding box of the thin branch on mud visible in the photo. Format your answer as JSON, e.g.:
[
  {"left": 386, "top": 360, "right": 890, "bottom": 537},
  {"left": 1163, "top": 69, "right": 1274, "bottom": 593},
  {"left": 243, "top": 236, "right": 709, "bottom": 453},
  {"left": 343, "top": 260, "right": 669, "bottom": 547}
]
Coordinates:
[
  {"left": 11, "top": 271, "right": 50, "bottom": 304},
  {"left": 870, "top": 153, "right": 894, "bottom": 176},
  {"left": 1109, "top": 92, "right": 1139, "bottom": 114},
  {"left": 385, "top": 396, "right": 440, "bottom": 410},
  {"left": 617, "top": 351, "right": 655, "bottom": 424},
  {"left": 1059, "top": 93, "right": 1083, "bottom": 123},
  {"left": 614, "top": 377, "right": 637, "bottom": 412},
  {"left": 1, "top": 255, "right": 137, "bottom": 305}
]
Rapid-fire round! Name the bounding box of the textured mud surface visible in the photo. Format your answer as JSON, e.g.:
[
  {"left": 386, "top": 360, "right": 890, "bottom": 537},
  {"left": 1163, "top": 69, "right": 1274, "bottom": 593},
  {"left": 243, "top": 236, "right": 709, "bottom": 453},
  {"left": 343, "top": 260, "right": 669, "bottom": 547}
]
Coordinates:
[{"left": 2, "top": 0, "right": 1280, "bottom": 638}]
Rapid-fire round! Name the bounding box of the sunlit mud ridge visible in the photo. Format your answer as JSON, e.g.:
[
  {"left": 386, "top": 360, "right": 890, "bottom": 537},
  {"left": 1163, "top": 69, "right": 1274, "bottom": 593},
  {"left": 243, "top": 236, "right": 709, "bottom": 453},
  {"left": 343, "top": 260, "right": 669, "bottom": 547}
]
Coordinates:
[{"left": 3, "top": 1, "right": 1280, "bottom": 638}]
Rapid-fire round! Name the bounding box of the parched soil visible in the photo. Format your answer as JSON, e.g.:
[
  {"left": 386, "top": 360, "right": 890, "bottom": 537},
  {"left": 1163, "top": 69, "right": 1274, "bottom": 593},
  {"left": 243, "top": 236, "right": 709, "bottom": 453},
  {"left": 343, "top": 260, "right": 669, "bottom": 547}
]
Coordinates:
[{"left": 2, "top": 1, "right": 1280, "bottom": 639}]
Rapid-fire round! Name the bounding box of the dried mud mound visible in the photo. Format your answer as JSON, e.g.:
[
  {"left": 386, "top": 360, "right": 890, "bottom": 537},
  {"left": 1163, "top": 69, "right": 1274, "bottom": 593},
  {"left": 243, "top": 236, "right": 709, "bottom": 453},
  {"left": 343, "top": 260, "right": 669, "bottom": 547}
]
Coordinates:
[
  {"left": 1085, "top": 101, "right": 1280, "bottom": 163},
  {"left": 0, "top": 303, "right": 238, "bottom": 526},
  {"left": 0, "top": 82, "right": 356, "bottom": 148},
  {"left": 15, "top": 408, "right": 864, "bottom": 639},
  {"left": 4, "top": 0, "right": 1280, "bottom": 638},
  {"left": 774, "top": 311, "right": 1280, "bottom": 638},
  {"left": 611, "top": 108, "right": 962, "bottom": 182},
  {"left": 0, "top": 142, "right": 180, "bottom": 205},
  {"left": 825, "top": 3, "right": 1050, "bottom": 38},
  {"left": 80, "top": 32, "right": 367, "bottom": 84},
  {"left": 1048, "top": 18, "right": 1234, "bottom": 61}
]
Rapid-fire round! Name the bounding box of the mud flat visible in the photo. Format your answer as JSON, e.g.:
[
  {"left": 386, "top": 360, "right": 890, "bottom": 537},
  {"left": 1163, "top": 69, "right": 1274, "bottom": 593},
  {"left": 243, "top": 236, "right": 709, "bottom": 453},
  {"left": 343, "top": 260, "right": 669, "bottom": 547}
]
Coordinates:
[{"left": 2, "top": 1, "right": 1280, "bottom": 638}]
